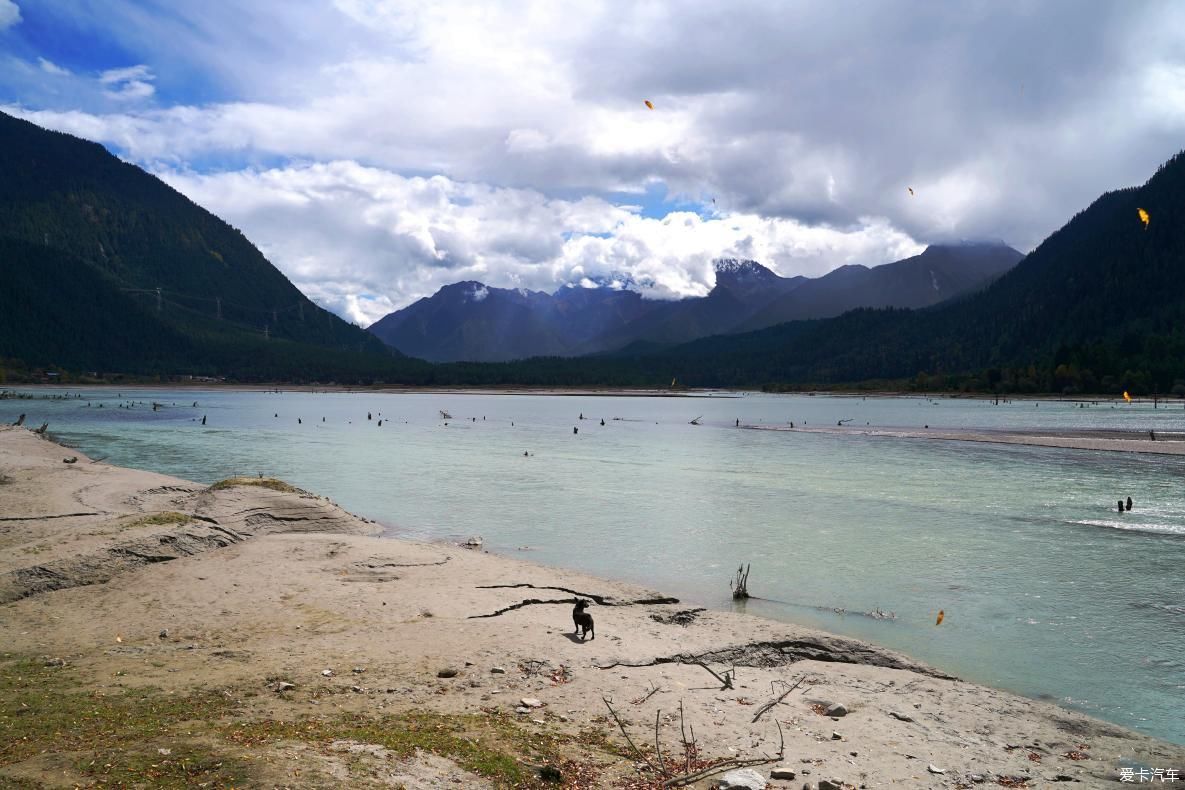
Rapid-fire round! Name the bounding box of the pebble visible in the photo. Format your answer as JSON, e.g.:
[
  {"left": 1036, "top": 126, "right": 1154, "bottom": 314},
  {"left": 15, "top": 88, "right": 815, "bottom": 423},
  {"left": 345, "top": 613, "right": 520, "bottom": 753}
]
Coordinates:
[
  {"left": 269, "top": 681, "right": 296, "bottom": 693},
  {"left": 824, "top": 702, "right": 848, "bottom": 718},
  {"left": 490, "top": 666, "right": 506, "bottom": 674},
  {"left": 888, "top": 710, "right": 914, "bottom": 722},
  {"left": 352, "top": 667, "right": 366, "bottom": 674},
  {"left": 437, "top": 667, "right": 459, "bottom": 678},
  {"left": 818, "top": 780, "right": 845, "bottom": 790},
  {"left": 715, "top": 767, "right": 767, "bottom": 789},
  {"left": 520, "top": 697, "right": 544, "bottom": 708},
  {"left": 515, "top": 706, "right": 532, "bottom": 714},
  {"left": 927, "top": 764, "right": 946, "bottom": 774},
  {"left": 831, "top": 731, "right": 842, "bottom": 740},
  {"left": 770, "top": 766, "right": 796, "bottom": 780},
  {"left": 321, "top": 669, "right": 333, "bottom": 677}
]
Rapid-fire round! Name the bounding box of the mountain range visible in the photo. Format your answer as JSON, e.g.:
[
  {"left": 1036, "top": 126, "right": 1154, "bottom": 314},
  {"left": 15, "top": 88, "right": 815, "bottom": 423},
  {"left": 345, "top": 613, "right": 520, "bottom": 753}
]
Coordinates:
[
  {"left": 3, "top": 108, "right": 1183, "bottom": 395},
  {"left": 368, "top": 242, "right": 1021, "bottom": 362},
  {"left": 461, "top": 151, "right": 1185, "bottom": 395}
]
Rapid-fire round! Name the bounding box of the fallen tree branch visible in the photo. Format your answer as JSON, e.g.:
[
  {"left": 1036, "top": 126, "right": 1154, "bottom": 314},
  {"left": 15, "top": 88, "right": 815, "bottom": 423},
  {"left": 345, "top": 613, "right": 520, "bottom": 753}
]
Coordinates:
[
  {"left": 469, "top": 597, "right": 576, "bottom": 618},
  {"left": 477, "top": 583, "right": 677, "bottom": 607}
]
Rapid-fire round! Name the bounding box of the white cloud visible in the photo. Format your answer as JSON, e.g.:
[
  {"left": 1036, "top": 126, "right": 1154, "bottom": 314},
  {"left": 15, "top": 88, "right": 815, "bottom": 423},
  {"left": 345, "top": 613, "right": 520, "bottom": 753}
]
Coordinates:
[
  {"left": 0, "top": 0, "right": 19, "bottom": 30},
  {"left": 9, "top": 1, "right": 1185, "bottom": 324},
  {"left": 158, "top": 161, "right": 922, "bottom": 325},
  {"left": 37, "top": 58, "right": 70, "bottom": 76},
  {"left": 99, "top": 64, "right": 155, "bottom": 100}
]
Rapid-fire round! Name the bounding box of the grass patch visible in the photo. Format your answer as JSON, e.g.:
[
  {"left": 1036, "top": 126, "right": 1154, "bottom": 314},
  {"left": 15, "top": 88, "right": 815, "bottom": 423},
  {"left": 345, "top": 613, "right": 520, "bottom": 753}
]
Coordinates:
[
  {"left": 228, "top": 710, "right": 609, "bottom": 788},
  {"left": 120, "top": 511, "right": 192, "bottom": 530},
  {"left": 208, "top": 477, "right": 297, "bottom": 493},
  {"left": 0, "top": 655, "right": 250, "bottom": 788}
]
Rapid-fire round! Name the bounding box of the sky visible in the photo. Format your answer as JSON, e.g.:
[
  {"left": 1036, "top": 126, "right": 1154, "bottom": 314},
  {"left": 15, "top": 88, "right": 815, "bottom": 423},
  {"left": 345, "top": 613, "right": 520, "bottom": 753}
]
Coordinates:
[{"left": 3, "top": 1, "right": 1185, "bottom": 326}]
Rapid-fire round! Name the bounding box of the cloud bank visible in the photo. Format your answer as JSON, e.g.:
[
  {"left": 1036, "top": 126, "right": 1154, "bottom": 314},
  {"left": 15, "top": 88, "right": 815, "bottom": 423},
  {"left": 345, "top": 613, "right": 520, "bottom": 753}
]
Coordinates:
[{"left": 4, "top": 0, "right": 1185, "bottom": 322}]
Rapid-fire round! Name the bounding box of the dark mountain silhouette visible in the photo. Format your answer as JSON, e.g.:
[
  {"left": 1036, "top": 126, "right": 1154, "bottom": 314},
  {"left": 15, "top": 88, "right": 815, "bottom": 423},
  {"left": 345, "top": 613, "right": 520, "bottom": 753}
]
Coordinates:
[
  {"left": 735, "top": 242, "right": 1021, "bottom": 331},
  {"left": 0, "top": 110, "right": 412, "bottom": 380}
]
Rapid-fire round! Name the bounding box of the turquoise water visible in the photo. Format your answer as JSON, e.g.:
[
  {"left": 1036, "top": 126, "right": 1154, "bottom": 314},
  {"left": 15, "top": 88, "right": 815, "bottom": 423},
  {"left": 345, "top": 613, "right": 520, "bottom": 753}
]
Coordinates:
[{"left": 4, "top": 388, "right": 1184, "bottom": 743}]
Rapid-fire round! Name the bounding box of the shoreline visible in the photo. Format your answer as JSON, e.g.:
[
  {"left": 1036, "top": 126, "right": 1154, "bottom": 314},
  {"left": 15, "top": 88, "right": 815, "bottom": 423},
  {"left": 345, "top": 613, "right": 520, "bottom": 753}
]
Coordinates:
[{"left": 1, "top": 425, "right": 1182, "bottom": 787}]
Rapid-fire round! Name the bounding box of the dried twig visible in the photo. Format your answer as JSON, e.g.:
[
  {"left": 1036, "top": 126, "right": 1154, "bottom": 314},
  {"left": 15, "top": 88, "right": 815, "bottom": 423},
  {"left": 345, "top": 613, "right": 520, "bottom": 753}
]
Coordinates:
[
  {"left": 663, "top": 720, "right": 784, "bottom": 788},
  {"left": 678, "top": 700, "right": 693, "bottom": 774},
  {"left": 751, "top": 675, "right": 806, "bottom": 723},
  {"left": 631, "top": 682, "right": 663, "bottom": 705},
  {"left": 654, "top": 710, "right": 667, "bottom": 774},
  {"left": 603, "top": 696, "right": 661, "bottom": 775}
]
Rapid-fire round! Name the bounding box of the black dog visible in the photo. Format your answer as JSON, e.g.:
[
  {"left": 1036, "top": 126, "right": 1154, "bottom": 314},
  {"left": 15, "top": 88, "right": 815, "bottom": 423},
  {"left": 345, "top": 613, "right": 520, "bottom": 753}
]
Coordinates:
[{"left": 572, "top": 600, "right": 595, "bottom": 641}]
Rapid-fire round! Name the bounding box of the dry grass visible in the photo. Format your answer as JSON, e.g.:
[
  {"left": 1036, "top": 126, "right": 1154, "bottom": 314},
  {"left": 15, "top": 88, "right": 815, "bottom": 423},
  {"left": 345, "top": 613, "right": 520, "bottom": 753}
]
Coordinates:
[
  {"left": 208, "top": 477, "right": 297, "bottom": 493},
  {"left": 119, "top": 511, "right": 192, "bottom": 530}
]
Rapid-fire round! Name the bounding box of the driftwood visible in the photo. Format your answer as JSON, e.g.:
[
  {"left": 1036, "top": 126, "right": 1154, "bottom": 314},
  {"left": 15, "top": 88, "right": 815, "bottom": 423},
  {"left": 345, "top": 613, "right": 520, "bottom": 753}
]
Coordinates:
[
  {"left": 12, "top": 413, "right": 25, "bottom": 427},
  {"left": 439, "top": 410, "right": 452, "bottom": 420},
  {"left": 730, "top": 563, "right": 751, "bottom": 600},
  {"left": 688, "top": 415, "right": 703, "bottom": 426},
  {"left": 33, "top": 422, "right": 48, "bottom": 435}
]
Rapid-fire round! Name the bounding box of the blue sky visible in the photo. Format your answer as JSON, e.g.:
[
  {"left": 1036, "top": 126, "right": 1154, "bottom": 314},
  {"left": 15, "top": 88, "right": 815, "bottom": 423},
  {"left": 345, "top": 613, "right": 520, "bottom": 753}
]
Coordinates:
[{"left": 3, "top": 1, "right": 1185, "bottom": 324}]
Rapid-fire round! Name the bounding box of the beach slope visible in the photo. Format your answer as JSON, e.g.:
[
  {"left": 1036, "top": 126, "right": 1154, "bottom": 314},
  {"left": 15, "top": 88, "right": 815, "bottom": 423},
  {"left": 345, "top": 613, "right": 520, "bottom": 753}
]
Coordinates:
[{"left": 1, "top": 426, "right": 1180, "bottom": 788}]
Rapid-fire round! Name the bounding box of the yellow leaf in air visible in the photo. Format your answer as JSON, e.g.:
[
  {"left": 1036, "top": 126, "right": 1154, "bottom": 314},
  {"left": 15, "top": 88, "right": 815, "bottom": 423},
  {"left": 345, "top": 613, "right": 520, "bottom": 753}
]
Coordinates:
[
  {"left": 644, "top": 100, "right": 654, "bottom": 110},
  {"left": 935, "top": 610, "right": 945, "bottom": 626},
  {"left": 1137, "top": 208, "right": 1149, "bottom": 229}
]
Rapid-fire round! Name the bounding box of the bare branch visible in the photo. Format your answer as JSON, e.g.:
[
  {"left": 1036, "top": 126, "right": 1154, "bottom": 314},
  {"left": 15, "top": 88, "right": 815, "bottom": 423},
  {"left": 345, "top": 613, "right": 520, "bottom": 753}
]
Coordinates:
[
  {"left": 654, "top": 709, "right": 667, "bottom": 774},
  {"left": 751, "top": 675, "right": 806, "bottom": 723}
]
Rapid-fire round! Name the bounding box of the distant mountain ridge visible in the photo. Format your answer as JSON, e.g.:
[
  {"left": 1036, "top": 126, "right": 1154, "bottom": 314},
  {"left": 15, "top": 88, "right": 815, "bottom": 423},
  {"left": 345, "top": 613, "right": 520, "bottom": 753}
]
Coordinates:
[
  {"left": 368, "top": 244, "right": 1020, "bottom": 362},
  {"left": 556, "top": 150, "right": 1185, "bottom": 393}
]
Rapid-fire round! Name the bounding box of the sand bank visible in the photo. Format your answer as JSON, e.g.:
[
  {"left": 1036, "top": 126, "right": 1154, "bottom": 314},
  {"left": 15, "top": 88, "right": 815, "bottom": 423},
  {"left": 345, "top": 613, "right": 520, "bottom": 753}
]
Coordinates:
[
  {"left": 1, "top": 426, "right": 1180, "bottom": 788},
  {"left": 748, "top": 423, "right": 1185, "bottom": 456}
]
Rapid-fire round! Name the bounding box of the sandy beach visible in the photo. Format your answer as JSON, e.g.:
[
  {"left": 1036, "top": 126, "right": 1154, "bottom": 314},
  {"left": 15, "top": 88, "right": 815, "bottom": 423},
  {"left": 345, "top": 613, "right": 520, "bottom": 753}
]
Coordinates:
[{"left": 1, "top": 425, "right": 1181, "bottom": 789}]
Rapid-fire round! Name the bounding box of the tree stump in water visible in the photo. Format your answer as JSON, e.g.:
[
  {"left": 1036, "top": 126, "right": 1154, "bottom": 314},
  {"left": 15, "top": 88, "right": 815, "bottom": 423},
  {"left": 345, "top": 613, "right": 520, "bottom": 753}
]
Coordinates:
[{"left": 731, "top": 563, "right": 751, "bottom": 600}]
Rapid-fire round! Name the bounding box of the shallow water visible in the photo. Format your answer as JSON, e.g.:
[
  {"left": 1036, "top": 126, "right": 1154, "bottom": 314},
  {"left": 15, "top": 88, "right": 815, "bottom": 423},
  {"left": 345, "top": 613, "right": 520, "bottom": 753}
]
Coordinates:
[{"left": 4, "top": 388, "right": 1184, "bottom": 743}]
